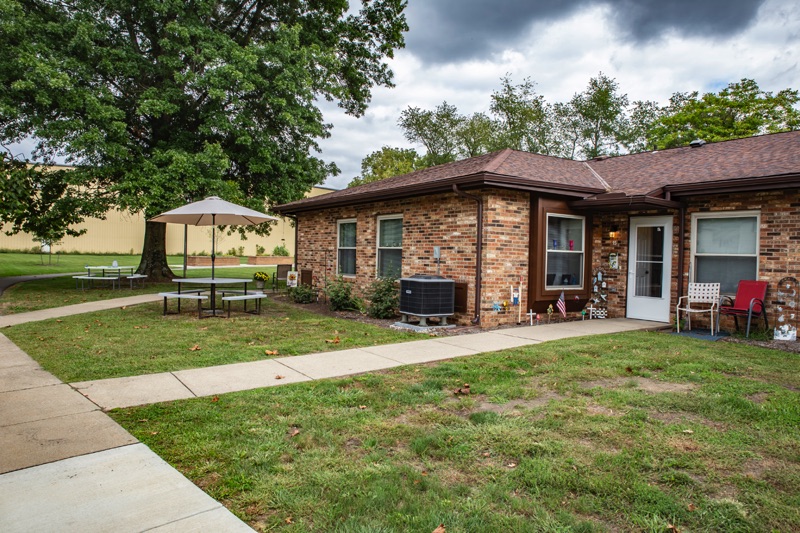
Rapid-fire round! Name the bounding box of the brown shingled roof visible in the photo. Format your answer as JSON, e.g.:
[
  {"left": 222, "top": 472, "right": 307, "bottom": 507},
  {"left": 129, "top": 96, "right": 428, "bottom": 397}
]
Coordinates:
[
  {"left": 590, "top": 131, "right": 800, "bottom": 196},
  {"left": 275, "top": 131, "right": 800, "bottom": 214}
]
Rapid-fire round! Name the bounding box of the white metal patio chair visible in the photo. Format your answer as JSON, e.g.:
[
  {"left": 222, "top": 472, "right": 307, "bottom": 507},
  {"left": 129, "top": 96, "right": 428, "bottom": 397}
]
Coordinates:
[{"left": 676, "top": 282, "right": 720, "bottom": 335}]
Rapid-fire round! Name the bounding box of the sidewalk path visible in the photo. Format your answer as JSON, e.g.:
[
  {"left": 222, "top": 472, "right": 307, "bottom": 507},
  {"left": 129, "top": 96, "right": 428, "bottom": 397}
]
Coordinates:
[
  {"left": 0, "top": 333, "right": 251, "bottom": 532},
  {"left": 0, "top": 293, "right": 163, "bottom": 328},
  {"left": 72, "top": 318, "right": 664, "bottom": 410},
  {"left": 0, "top": 287, "right": 665, "bottom": 531}
]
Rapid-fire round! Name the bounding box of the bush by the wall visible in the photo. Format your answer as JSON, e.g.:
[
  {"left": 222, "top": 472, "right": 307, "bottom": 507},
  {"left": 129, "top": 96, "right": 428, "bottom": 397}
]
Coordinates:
[
  {"left": 326, "top": 277, "right": 362, "bottom": 312},
  {"left": 366, "top": 277, "right": 399, "bottom": 319},
  {"left": 290, "top": 284, "right": 317, "bottom": 304},
  {"left": 271, "top": 244, "right": 290, "bottom": 256}
]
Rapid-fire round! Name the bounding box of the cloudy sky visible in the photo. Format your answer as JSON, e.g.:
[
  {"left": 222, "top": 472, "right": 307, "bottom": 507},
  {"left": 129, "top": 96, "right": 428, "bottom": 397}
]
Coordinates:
[{"left": 318, "top": 0, "right": 800, "bottom": 189}]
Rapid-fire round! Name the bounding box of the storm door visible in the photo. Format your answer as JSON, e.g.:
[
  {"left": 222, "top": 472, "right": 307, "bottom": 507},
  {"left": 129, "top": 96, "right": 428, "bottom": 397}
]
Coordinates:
[{"left": 626, "top": 216, "right": 673, "bottom": 322}]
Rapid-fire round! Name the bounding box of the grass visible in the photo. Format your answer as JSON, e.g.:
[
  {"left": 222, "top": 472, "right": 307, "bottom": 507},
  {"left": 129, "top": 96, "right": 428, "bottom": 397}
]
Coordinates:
[
  {"left": 0, "top": 265, "right": 277, "bottom": 314},
  {"left": 109, "top": 331, "right": 800, "bottom": 532},
  {"left": 0, "top": 252, "right": 187, "bottom": 277},
  {"left": 3, "top": 297, "right": 418, "bottom": 382}
]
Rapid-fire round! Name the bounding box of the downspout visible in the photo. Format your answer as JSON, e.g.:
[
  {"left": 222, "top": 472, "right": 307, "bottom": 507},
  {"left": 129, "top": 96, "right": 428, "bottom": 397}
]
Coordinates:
[
  {"left": 285, "top": 214, "right": 299, "bottom": 271},
  {"left": 677, "top": 204, "right": 686, "bottom": 305},
  {"left": 453, "top": 185, "right": 483, "bottom": 325}
]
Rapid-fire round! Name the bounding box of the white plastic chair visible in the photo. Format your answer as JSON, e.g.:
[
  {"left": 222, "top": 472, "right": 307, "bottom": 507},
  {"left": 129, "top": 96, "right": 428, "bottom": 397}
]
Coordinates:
[{"left": 676, "top": 282, "right": 720, "bottom": 335}]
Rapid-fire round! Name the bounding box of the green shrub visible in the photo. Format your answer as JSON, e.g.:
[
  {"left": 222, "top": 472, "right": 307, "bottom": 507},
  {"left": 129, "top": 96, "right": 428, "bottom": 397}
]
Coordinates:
[
  {"left": 255, "top": 244, "right": 266, "bottom": 256},
  {"left": 365, "top": 277, "right": 399, "bottom": 319},
  {"left": 290, "top": 284, "right": 317, "bottom": 304},
  {"left": 325, "top": 276, "right": 362, "bottom": 312},
  {"left": 271, "top": 244, "right": 290, "bottom": 256}
]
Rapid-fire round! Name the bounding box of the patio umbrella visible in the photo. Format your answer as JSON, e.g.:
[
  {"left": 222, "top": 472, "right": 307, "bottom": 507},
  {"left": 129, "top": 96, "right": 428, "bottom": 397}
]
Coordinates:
[{"left": 149, "top": 196, "right": 278, "bottom": 278}]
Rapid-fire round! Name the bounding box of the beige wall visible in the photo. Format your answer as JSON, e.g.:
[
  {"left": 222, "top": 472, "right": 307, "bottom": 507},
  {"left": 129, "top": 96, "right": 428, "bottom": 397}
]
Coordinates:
[{"left": 1, "top": 187, "right": 334, "bottom": 256}]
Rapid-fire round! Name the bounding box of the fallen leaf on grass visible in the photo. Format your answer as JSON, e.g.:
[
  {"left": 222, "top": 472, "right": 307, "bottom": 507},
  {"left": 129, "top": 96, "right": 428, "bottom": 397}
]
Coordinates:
[
  {"left": 432, "top": 524, "right": 446, "bottom": 533},
  {"left": 687, "top": 503, "right": 697, "bottom": 512},
  {"left": 211, "top": 396, "right": 219, "bottom": 402},
  {"left": 359, "top": 405, "right": 367, "bottom": 410},
  {"left": 198, "top": 326, "right": 208, "bottom": 331},
  {"left": 265, "top": 349, "right": 278, "bottom": 355},
  {"left": 189, "top": 344, "right": 201, "bottom": 351},
  {"left": 289, "top": 427, "right": 300, "bottom": 437},
  {"left": 121, "top": 306, "right": 127, "bottom": 310},
  {"left": 453, "top": 383, "right": 471, "bottom": 395},
  {"left": 325, "top": 336, "right": 341, "bottom": 344},
  {"left": 667, "top": 525, "right": 680, "bottom": 532},
  {"left": 56, "top": 320, "right": 62, "bottom": 323},
  {"left": 625, "top": 366, "right": 633, "bottom": 373},
  {"left": 506, "top": 462, "right": 517, "bottom": 468},
  {"left": 285, "top": 517, "right": 294, "bottom": 524},
  {"left": 682, "top": 429, "right": 694, "bottom": 434}
]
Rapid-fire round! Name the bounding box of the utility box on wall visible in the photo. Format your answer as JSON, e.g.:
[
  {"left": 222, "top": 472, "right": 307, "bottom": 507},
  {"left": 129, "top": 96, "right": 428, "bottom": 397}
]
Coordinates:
[{"left": 399, "top": 275, "right": 455, "bottom": 326}]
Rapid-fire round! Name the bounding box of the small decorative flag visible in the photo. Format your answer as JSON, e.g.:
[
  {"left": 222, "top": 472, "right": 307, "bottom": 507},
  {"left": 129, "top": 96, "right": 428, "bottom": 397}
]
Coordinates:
[{"left": 556, "top": 291, "right": 566, "bottom": 317}]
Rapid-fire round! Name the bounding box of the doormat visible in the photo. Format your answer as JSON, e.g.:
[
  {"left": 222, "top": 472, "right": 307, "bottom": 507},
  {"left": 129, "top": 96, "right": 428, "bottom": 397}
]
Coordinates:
[{"left": 670, "top": 329, "right": 730, "bottom": 341}]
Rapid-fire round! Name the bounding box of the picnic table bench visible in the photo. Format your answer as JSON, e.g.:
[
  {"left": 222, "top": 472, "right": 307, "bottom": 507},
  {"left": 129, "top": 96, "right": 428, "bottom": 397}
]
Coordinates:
[
  {"left": 221, "top": 292, "right": 267, "bottom": 317},
  {"left": 159, "top": 290, "right": 207, "bottom": 318},
  {"left": 73, "top": 275, "right": 120, "bottom": 290}
]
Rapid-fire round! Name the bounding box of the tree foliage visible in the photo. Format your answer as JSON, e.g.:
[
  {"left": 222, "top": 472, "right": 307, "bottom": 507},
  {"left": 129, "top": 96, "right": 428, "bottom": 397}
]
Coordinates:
[
  {"left": 348, "top": 146, "right": 421, "bottom": 187},
  {"left": 649, "top": 79, "right": 800, "bottom": 148},
  {"left": 0, "top": 0, "right": 407, "bottom": 278}
]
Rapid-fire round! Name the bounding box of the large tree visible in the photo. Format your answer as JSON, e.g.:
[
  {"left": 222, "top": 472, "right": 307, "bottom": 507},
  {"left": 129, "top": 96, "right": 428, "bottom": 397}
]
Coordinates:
[{"left": 0, "top": 0, "right": 407, "bottom": 279}]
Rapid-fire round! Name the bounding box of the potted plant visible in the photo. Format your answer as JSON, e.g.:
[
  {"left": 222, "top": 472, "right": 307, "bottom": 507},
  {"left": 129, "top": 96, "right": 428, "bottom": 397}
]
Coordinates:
[{"left": 253, "top": 271, "right": 270, "bottom": 290}]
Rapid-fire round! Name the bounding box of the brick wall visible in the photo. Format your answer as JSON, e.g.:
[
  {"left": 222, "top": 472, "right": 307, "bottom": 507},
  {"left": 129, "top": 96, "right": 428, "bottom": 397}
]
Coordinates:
[
  {"left": 297, "top": 187, "right": 799, "bottom": 332},
  {"left": 295, "top": 188, "right": 531, "bottom": 328},
  {"left": 591, "top": 189, "right": 800, "bottom": 331}
]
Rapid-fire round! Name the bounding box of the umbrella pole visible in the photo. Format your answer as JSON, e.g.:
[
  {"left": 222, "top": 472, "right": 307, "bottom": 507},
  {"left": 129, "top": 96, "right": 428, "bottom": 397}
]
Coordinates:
[{"left": 211, "top": 214, "right": 216, "bottom": 280}]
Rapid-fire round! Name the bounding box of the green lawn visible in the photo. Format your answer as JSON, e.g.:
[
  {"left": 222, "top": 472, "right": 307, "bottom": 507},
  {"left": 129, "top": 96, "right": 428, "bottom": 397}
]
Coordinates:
[
  {"left": 3, "top": 297, "right": 418, "bottom": 382},
  {"left": 0, "top": 252, "right": 186, "bottom": 277},
  {"left": 110, "top": 332, "right": 800, "bottom": 532}
]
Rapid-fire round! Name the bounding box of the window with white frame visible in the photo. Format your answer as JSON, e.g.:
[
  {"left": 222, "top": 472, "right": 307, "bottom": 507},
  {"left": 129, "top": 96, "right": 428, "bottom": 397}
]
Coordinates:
[
  {"left": 337, "top": 219, "right": 356, "bottom": 276},
  {"left": 377, "top": 215, "right": 402, "bottom": 278},
  {"left": 692, "top": 211, "right": 759, "bottom": 294},
  {"left": 546, "top": 214, "right": 584, "bottom": 289}
]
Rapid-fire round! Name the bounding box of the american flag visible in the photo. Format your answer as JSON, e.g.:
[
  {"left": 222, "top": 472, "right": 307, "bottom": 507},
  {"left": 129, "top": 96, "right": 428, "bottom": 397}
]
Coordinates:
[{"left": 556, "top": 291, "right": 566, "bottom": 317}]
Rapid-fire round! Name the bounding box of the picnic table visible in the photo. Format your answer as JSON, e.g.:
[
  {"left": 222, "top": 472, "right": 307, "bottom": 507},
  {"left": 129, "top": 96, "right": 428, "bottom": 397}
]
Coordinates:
[
  {"left": 74, "top": 265, "right": 140, "bottom": 290},
  {"left": 169, "top": 277, "right": 257, "bottom": 317}
]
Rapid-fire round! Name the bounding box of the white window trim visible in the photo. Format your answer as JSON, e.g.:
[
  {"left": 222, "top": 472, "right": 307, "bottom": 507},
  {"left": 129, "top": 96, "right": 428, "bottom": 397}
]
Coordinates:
[
  {"left": 690, "top": 210, "right": 760, "bottom": 289},
  {"left": 545, "top": 213, "right": 585, "bottom": 290},
  {"left": 376, "top": 214, "right": 403, "bottom": 278},
  {"left": 337, "top": 218, "right": 357, "bottom": 277}
]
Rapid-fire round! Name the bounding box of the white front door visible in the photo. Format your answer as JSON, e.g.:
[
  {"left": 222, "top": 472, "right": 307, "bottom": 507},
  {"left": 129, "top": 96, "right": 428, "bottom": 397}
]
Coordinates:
[{"left": 626, "top": 216, "right": 673, "bottom": 322}]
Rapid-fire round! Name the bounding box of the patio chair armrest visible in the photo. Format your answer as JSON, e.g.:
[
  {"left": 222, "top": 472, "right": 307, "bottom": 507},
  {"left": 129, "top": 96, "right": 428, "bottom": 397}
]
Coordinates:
[
  {"left": 675, "top": 295, "right": 689, "bottom": 308},
  {"left": 749, "top": 297, "right": 766, "bottom": 313},
  {"left": 719, "top": 294, "right": 734, "bottom": 307}
]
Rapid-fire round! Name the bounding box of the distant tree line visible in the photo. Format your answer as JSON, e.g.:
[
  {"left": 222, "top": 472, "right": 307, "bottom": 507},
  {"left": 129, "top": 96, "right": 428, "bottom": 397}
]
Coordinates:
[{"left": 349, "top": 75, "right": 800, "bottom": 187}]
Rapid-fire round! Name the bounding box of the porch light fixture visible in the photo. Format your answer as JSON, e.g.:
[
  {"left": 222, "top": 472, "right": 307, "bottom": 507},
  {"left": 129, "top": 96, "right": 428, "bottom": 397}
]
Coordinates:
[{"left": 608, "top": 225, "right": 619, "bottom": 240}]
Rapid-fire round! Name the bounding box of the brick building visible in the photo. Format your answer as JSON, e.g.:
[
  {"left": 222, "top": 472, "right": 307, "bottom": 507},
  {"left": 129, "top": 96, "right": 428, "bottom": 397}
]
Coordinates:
[{"left": 275, "top": 131, "right": 800, "bottom": 331}]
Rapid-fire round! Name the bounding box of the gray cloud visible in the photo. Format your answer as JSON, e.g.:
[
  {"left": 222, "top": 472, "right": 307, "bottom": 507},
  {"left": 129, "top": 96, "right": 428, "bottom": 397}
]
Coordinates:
[{"left": 405, "top": 0, "right": 769, "bottom": 63}]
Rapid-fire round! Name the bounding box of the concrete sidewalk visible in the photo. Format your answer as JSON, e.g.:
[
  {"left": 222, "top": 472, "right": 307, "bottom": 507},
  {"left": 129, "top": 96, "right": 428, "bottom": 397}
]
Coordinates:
[
  {"left": 0, "top": 333, "right": 253, "bottom": 532},
  {"left": 72, "top": 318, "right": 664, "bottom": 410},
  {"left": 0, "top": 293, "right": 163, "bottom": 328}
]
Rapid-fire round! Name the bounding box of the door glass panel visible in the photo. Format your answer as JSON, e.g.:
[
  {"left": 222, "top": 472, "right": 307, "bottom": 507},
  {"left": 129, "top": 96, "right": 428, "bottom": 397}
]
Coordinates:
[{"left": 635, "top": 226, "right": 665, "bottom": 298}]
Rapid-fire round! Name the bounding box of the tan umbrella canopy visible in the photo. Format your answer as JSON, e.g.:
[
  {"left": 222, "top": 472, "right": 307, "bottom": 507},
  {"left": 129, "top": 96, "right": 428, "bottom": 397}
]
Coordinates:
[{"left": 149, "top": 196, "right": 278, "bottom": 278}]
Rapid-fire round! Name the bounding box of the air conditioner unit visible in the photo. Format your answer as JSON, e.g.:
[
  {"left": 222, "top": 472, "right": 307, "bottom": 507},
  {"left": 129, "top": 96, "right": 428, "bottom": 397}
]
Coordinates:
[{"left": 399, "top": 275, "right": 455, "bottom": 326}]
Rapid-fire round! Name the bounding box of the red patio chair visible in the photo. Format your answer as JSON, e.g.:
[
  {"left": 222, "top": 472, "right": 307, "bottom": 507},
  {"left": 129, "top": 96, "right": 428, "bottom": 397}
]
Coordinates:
[{"left": 718, "top": 280, "right": 768, "bottom": 338}]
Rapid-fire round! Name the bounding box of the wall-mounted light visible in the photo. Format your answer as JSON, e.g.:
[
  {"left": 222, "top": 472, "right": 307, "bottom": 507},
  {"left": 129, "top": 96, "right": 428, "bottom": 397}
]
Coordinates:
[{"left": 608, "top": 225, "right": 619, "bottom": 240}]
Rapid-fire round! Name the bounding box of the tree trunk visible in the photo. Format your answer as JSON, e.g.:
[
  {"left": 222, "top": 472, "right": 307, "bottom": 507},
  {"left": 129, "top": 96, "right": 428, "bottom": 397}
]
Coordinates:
[{"left": 137, "top": 221, "right": 175, "bottom": 281}]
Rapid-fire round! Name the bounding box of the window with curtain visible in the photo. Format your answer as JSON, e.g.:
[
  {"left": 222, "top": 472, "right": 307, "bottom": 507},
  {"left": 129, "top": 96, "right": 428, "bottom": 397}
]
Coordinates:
[
  {"left": 337, "top": 219, "right": 356, "bottom": 276},
  {"left": 545, "top": 214, "right": 584, "bottom": 289},
  {"left": 377, "top": 215, "right": 402, "bottom": 278},
  {"left": 692, "top": 212, "right": 759, "bottom": 293}
]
